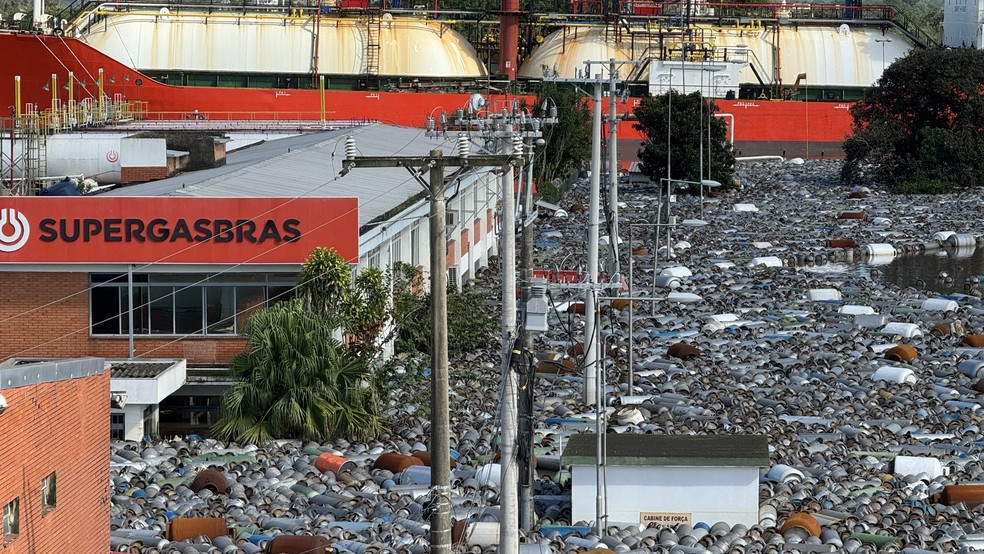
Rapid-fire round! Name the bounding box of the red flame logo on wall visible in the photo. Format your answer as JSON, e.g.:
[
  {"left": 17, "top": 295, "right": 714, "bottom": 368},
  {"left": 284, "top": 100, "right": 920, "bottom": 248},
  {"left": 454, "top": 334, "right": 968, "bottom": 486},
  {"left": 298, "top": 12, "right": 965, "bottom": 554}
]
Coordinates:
[
  {"left": 106, "top": 150, "right": 120, "bottom": 163},
  {"left": 0, "top": 208, "right": 31, "bottom": 252}
]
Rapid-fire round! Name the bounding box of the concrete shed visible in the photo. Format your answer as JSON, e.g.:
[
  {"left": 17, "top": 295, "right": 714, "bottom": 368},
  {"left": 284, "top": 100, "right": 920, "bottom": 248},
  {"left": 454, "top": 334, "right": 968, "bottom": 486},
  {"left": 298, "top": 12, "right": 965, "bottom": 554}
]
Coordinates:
[{"left": 563, "top": 434, "right": 769, "bottom": 527}]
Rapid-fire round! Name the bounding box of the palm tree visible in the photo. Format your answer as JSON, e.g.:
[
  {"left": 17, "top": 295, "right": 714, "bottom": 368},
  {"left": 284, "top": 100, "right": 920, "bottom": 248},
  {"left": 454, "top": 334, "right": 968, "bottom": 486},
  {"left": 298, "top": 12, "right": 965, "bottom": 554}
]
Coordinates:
[{"left": 212, "top": 299, "right": 383, "bottom": 443}]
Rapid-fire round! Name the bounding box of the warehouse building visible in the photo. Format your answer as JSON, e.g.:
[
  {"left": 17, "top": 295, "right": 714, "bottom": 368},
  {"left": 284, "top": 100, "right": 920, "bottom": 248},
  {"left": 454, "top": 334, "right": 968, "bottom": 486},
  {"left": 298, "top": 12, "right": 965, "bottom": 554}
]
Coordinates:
[{"left": 0, "top": 124, "right": 505, "bottom": 438}]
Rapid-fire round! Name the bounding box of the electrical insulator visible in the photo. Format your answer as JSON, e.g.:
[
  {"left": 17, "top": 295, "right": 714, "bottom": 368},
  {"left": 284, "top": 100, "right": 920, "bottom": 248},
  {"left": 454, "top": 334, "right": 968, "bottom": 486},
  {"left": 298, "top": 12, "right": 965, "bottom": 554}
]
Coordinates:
[
  {"left": 344, "top": 135, "right": 357, "bottom": 160},
  {"left": 426, "top": 116, "right": 435, "bottom": 132},
  {"left": 511, "top": 134, "right": 523, "bottom": 156},
  {"left": 457, "top": 133, "right": 470, "bottom": 158},
  {"left": 549, "top": 105, "right": 558, "bottom": 119}
]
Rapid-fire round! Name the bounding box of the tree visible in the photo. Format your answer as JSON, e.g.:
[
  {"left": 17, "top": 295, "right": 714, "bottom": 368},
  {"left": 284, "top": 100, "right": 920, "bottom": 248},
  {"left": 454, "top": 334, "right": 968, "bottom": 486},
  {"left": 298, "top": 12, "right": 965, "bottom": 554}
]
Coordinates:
[
  {"left": 389, "top": 262, "right": 497, "bottom": 357},
  {"left": 212, "top": 299, "right": 383, "bottom": 443},
  {"left": 634, "top": 91, "right": 735, "bottom": 186},
  {"left": 842, "top": 49, "right": 984, "bottom": 193},
  {"left": 298, "top": 247, "right": 389, "bottom": 360},
  {"left": 534, "top": 82, "right": 592, "bottom": 200}
]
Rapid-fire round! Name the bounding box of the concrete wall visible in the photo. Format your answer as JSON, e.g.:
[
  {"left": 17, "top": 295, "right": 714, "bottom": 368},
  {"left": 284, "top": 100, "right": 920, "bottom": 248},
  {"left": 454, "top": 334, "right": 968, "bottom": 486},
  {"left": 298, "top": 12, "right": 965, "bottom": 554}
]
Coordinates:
[
  {"left": 0, "top": 367, "right": 110, "bottom": 553},
  {"left": 115, "top": 403, "right": 159, "bottom": 441},
  {"left": 571, "top": 464, "right": 760, "bottom": 526},
  {"left": 0, "top": 272, "right": 246, "bottom": 365}
]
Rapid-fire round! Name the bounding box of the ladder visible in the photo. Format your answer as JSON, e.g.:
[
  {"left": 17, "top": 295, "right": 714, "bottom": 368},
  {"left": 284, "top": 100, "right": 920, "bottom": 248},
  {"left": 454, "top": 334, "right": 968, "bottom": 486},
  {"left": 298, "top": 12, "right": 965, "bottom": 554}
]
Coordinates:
[
  {"left": 364, "top": 9, "right": 382, "bottom": 88},
  {"left": 22, "top": 110, "right": 47, "bottom": 197}
]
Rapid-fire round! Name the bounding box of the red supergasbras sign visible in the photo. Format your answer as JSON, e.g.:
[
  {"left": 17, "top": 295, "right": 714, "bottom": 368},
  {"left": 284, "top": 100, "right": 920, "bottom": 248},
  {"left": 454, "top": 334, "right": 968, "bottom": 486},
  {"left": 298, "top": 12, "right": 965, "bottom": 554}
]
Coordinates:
[{"left": 0, "top": 197, "right": 359, "bottom": 264}]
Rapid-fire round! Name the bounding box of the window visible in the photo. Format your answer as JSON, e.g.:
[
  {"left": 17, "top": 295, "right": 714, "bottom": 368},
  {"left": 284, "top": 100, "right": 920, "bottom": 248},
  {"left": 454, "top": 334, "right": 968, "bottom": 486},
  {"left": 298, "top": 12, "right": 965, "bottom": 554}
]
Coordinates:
[
  {"left": 41, "top": 473, "right": 56, "bottom": 515},
  {"left": 410, "top": 226, "right": 420, "bottom": 266},
  {"left": 90, "top": 273, "right": 298, "bottom": 336},
  {"left": 2, "top": 498, "right": 18, "bottom": 543},
  {"left": 391, "top": 234, "right": 402, "bottom": 268},
  {"left": 111, "top": 412, "right": 125, "bottom": 440}
]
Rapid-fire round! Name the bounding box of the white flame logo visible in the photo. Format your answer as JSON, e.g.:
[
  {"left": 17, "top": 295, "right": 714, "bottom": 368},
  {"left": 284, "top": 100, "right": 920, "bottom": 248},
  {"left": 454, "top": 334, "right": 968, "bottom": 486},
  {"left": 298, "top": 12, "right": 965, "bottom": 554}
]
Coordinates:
[{"left": 0, "top": 208, "right": 30, "bottom": 253}]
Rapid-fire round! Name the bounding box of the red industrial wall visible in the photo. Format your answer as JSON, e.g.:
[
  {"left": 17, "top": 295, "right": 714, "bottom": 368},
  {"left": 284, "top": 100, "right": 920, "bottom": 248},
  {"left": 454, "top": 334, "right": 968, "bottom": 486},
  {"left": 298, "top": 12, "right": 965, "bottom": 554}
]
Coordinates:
[
  {"left": 0, "top": 370, "right": 110, "bottom": 553},
  {"left": 0, "top": 272, "right": 247, "bottom": 365}
]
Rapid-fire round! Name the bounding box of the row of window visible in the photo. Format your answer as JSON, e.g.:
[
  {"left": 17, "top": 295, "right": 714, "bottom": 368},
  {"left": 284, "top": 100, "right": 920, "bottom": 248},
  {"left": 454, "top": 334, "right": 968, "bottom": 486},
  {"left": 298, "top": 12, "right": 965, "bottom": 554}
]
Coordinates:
[
  {"left": 90, "top": 273, "right": 298, "bottom": 336},
  {"left": 2, "top": 473, "right": 55, "bottom": 544}
]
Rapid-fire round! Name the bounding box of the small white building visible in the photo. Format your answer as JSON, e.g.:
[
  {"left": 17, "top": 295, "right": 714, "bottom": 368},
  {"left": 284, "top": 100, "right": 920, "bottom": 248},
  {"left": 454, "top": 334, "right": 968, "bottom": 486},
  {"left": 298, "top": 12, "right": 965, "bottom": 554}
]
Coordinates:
[
  {"left": 109, "top": 360, "right": 186, "bottom": 441},
  {"left": 563, "top": 434, "right": 769, "bottom": 527}
]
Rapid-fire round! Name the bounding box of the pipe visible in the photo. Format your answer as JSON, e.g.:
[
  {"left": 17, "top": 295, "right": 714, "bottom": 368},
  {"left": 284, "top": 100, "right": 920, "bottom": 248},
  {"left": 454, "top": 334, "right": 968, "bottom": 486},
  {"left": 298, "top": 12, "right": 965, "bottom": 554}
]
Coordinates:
[
  {"left": 498, "top": 0, "right": 519, "bottom": 80},
  {"left": 14, "top": 76, "right": 21, "bottom": 119}
]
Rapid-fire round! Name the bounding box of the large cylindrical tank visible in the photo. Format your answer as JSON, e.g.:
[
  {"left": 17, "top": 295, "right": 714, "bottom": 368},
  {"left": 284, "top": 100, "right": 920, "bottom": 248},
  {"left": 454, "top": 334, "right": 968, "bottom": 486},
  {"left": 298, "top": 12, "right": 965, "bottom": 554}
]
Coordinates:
[
  {"left": 519, "top": 24, "right": 914, "bottom": 87},
  {"left": 518, "top": 27, "right": 637, "bottom": 79},
  {"left": 79, "top": 11, "right": 487, "bottom": 78},
  {"left": 46, "top": 134, "right": 123, "bottom": 183}
]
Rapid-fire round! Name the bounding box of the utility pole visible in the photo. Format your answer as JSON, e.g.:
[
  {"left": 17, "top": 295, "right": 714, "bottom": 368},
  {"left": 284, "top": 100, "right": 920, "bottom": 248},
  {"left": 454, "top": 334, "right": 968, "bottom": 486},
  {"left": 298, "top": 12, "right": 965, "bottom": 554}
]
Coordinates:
[
  {"left": 584, "top": 75, "right": 602, "bottom": 405},
  {"left": 518, "top": 137, "right": 537, "bottom": 533},
  {"left": 451, "top": 103, "right": 553, "bottom": 540},
  {"left": 499, "top": 132, "right": 520, "bottom": 554},
  {"left": 584, "top": 59, "right": 642, "bottom": 279},
  {"left": 341, "top": 137, "right": 523, "bottom": 554}
]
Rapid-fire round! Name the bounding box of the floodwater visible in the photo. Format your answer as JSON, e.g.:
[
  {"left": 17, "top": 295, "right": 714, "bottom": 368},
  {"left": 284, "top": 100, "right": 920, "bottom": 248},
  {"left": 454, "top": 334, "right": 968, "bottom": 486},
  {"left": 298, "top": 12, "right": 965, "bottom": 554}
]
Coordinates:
[{"left": 867, "top": 245, "right": 984, "bottom": 295}]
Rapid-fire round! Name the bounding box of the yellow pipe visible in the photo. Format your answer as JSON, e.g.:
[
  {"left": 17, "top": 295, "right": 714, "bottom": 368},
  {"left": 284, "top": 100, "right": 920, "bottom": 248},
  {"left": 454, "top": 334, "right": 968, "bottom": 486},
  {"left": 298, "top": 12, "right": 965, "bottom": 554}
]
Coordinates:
[
  {"left": 14, "top": 76, "right": 21, "bottom": 119},
  {"left": 68, "top": 71, "right": 74, "bottom": 106},
  {"left": 51, "top": 74, "right": 58, "bottom": 110},
  {"left": 319, "top": 75, "right": 325, "bottom": 125},
  {"left": 98, "top": 68, "right": 105, "bottom": 118}
]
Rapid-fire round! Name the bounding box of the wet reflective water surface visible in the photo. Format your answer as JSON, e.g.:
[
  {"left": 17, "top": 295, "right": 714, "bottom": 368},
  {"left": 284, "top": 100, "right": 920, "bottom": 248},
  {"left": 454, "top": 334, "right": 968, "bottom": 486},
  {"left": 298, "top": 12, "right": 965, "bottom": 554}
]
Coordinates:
[{"left": 868, "top": 245, "right": 984, "bottom": 295}]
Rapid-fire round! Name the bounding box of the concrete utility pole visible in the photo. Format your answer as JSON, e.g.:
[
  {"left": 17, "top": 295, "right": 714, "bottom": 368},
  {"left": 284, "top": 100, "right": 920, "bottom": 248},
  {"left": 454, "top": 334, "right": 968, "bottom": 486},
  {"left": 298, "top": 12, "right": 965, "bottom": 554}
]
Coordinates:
[
  {"left": 582, "top": 59, "right": 641, "bottom": 280},
  {"left": 518, "top": 138, "right": 537, "bottom": 532},
  {"left": 341, "top": 139, "right": 523, "bottom": 554},
  {"left": 584, "top": 75, "right": 603, "bottom": 405},
  {"left": 499, "top": 133, "right": 520, "bottom": 554},
  {"left": 451, "top": 104, "right": 552, "bottom": 540}
]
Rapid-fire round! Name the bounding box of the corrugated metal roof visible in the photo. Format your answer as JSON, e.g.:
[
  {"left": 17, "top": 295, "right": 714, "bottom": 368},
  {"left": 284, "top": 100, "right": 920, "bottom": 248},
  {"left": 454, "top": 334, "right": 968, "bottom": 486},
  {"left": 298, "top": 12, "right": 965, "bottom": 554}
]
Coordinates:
[
  {"left": 563, "top": 433, "right": 769, "bottom": 467},
  {"left": 108, "top": 124, "right": 473, "bottom": 227}
]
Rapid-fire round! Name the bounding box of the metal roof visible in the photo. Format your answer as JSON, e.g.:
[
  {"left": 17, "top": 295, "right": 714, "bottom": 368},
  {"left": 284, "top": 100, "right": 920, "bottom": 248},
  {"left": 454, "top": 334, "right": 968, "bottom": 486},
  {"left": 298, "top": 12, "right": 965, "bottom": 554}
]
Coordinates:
[
  {"left": 562, "top": 434, "right": 769, "bottom": 467},
  {"left": 107, "top": 124, "right": 474, "bottom": 228}
]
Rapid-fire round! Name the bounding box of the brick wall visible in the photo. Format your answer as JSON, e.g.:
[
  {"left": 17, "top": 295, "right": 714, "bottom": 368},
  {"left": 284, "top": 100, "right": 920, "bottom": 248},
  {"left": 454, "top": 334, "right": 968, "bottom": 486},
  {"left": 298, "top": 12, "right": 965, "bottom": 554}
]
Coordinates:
[
  {"left": 0, "top": 371, "right": 110, "bottom": 553},
  {"left": 120, "top": 166, "right": 169, "bottom": 184},
  {"left": 0, "top": 272, "right": 246, "bottom": 366}
]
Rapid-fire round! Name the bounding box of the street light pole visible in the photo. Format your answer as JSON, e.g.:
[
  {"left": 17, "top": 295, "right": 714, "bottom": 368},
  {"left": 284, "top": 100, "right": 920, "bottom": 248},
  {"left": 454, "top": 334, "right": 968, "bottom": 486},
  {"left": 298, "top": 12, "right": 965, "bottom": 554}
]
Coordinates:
[{"left": 875, "top": 38, "right": 892, "bottom": 78}]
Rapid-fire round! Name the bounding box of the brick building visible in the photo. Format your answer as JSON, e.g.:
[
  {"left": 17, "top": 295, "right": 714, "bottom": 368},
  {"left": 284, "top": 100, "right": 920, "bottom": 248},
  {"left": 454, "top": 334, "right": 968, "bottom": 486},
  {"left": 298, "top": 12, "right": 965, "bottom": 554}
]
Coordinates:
[
  {"left": 0, "top": 358, "right": 110, "bottom": 552},
  {"left": 0, "top": 124, "right": 503, "bottom": 437}
]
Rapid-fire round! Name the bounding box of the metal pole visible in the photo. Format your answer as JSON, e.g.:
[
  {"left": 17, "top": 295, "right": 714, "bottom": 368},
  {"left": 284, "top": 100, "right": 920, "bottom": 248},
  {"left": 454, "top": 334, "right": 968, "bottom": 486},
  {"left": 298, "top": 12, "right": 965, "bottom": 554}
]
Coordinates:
[
  {"left": 428, "top": 150, "right": 452, "bottom": 554},
  {"left": 699, "top": 66, "right": 704, "bottom": 183},
  {"left": 319, "top": 75, "right": 326, "bottom": 126},
  {"left": 627, "top": 226, "right": 634, "bottom": 391},
  {"left": 98, "top": 68, "right": 105, "bottom": 120},
  {"left": 14, "top": 76, "right": 21, "bottom": 119},
  {"left": 127, "top": 265, "right": 135, "bottom": 359},
  {"left": 499, "top": 135, "right": 519, "bottom": 554},
  {"left": 607, "top": 59, "right": 620, "bottom": 278},
  {"left": 584, "top": 75, "right": 603, "bottom": 404},
  {"left": 594, "top": 294, "right": 605, "bottom": 536}
]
